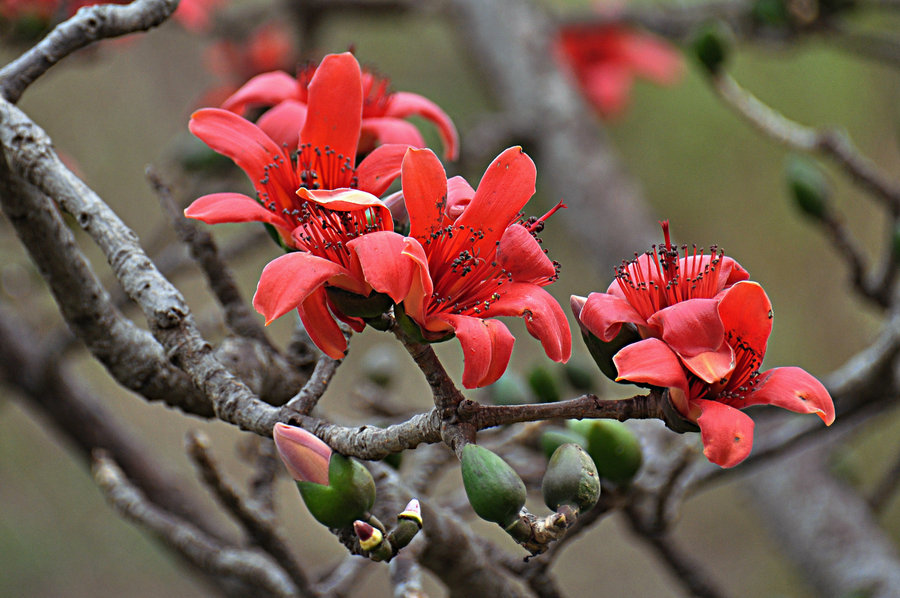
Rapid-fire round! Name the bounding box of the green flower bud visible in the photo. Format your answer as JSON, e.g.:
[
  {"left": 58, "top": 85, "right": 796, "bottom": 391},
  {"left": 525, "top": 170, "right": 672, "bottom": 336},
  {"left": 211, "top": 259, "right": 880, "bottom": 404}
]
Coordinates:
[
  {"left": 461, "top": 444, "right": 526, "bottom": 527},
  {"left": 542, "top": 443, "right": 601, "bottom": 516},
  {"left": 786, "top": 154, "right": 831, "bottom": 220},
  {"left": 690, "top": 21, "right": 732, "bottom": 75},
  {"left": 325, "top": 286, "right": 394, "bottom": 319},
  {"left": 539, "top": 428, "right": 588, "bottom": 460},
  {"left": 297, "top": 453, "right": 376, "bottom": 528},
  {"left": 388, "top": 499, "right": 423, "bottom": 551},
  {"left": 751, "top": 0, "right": 790, "bottom": 28},
  {"left": 488, "top": 372, "right": 536, "bottom": 405},
  {"left": 583, "top": 420, "right": 643, "bottom": 485},
  {"left": 563, "top": 361, "right": 596, "bottom": 393},
  {"left": 528, "top": 365, "right": 562, "bottom": 403},
  {"left": 354, "top": 520, "right": 393, "bottom": 561}
]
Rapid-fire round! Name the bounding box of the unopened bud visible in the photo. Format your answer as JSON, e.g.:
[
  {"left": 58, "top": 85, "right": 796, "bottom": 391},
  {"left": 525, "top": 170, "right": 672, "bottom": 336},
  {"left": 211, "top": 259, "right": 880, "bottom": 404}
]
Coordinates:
[
  {"left": 690, "top": 21, "right": 732, "bottom": 75},
  {"left": 388, "top": 499, "right": 423, "bottom": 551},
  {"left": 542, "top": 443, "right": 601, "bottom": 516},
  {"left": 488, "top": 372, "right": 536, "bottom": 405},
  {"left": 273, "top": 423, "right": 330, "bottom": 485},
  {"left": 528, "top": 365, "right": 562, "bottom": 403},
  {"left": 354, "top": 520, "right": 393, "bottom": 561},
  {"left": 583, "top": 420, "right": 643, "bottom": 485},
  {"left": 461, "top": 444, "right": 526, "bottom": 528},
  {"left": 540, "top": 428, "right": 588, "bottom": 460},
  {"left": 786, "top": 154, "right": 831, "bottom": 220},
  {"left": 563, "top": 361, "right": 596, "bottom": 392}
]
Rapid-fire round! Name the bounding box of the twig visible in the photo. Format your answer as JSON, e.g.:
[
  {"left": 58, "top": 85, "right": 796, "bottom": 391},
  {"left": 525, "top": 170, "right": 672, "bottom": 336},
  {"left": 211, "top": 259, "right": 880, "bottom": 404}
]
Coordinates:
[
  {"left": 185, "top": 430, "right": 314, "bottom": 595},
  {"left": 867, "top": 444, "right": 900, "bottom": 513},
  {"left": 625, "top": 506, "right": 731, "bottom": 598},
  {"left": 710, "top": 72, "right": 900, "bottom": 214},
  {"left": 248, "top": 437, "right": 280, "bottom": 514},
  {"left": 93, "top": 452, "right": 299, "bottom": 598},
  {"left": 313, "top": 556, "right": 371, "bottom": 598},
  {"left": 282, "top": 353, "right": 343, "bottom": 415},
  {"left": 148, "top": 167, "right": 273, "bottom": 347},
  {"left": 0, "top": 0, "right": 179, "bottom": 103}
]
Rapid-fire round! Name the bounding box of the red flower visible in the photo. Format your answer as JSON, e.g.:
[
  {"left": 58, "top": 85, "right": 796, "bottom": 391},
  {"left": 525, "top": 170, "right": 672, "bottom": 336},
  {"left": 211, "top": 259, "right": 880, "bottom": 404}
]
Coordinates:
[
  {"left": 185, "top": 52, "right": 409, "bottom": 246},
  {"left": 348, "top": 147, "right": 572, "bottom": 388},
  {"left": 573, "top": 224, "right": 834, "bottom": 467},
  {"left": 219, "top": 56, "right": 459, "bottom": 160},
  {"left": 556, "top": 23, "right": 682, "bottom": 118}
]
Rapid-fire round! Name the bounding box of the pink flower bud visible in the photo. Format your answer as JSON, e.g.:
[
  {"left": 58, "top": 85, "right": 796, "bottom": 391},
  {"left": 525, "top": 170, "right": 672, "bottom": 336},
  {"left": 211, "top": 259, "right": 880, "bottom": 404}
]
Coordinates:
[
  {"left": 353, "top": 520, "right": 383, "bottom": 551},
  {"left": 272, "top": 423, "right": 331, "bottom": 485}
]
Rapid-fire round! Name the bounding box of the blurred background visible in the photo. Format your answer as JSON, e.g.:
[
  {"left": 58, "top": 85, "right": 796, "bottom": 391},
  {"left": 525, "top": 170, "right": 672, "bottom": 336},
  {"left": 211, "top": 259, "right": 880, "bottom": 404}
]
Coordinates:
[{"left": 1, "top": 0, "right": 899, "bottom": 595}]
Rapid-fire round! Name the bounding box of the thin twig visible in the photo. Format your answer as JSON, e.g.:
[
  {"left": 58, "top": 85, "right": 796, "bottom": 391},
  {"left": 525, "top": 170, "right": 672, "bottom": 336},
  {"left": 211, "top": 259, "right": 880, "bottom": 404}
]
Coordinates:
[
  {"left": 867, "top": 444, "right": 900, "bottom": 513},
  {"left": 93, "top": 452, "right": 299, "bottom": 598},
  {"left": 283, "top": 353, "right": 343, "bottom": 415},
  {"left": 711, "top": 72, "right": 900, "bottom": 214},
  {"left": 185, "top": 430, "right": 314, "bottom": 595},
  {"left": 0, "top": 0, "right": 179, "bottom": 103}
]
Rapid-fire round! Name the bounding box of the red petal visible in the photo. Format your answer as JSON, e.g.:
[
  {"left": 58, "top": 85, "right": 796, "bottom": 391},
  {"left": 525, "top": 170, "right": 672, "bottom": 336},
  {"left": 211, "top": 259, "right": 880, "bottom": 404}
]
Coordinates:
[
  {"left": 189, "top": 108, "right": 297, "bottom": 213},
  {"left": 692, "top": 399, "right": 755, "bottom": 468},
  {"left": 456, "top": 147, "right": 536, "bottom": 246},
  {"left": 252, "top": 252, "right": 349, "bottom": 324},
  {"left": 716, "top": 256, "right": 750, "bottom": 289},
  {"left": 297, "top": 187, "right": 391, "bottom": 226},
  {"left": 184, "top": 192, "right": 288, "bottom": 229},
  {"left": 649, "top": 298, "right": 732, "bottom": 383},
  {"left": 298, "top": 287, "right": 348, "bottom": 359},
  {"left": 257, "top": 100, "right": 308, "bottom": 149},
  {"left": 579, "top": 291, "right": 646, "bottom": 342},
  {"left": 441, "top": 314, "right": 515, "bottom": 388},
  {"left": 355, "top": 143, "right": 409, "bottom": 197},
  {"left": 301, "top": 52, "right": 362, "bottom": 162},
  {"left": 717, "top": 281, "right": 772, "bottom": 357},
  {"left": 385, "top": 91, "right": 459, "bottom": 160},
  {"left": 221, "top": 70, "right": 300, "bottom": 114},
  {"left": 482, "top": 283, "right": 572, "bottom": 363},
  {"left": 400, "top": 148, "right": 449, "bottom": 241},
  {"left": 740, "top": 367, "right": 835, "bottom": 425},
  {"left": 361, "top": 117, "right": 426, "bottom": 150},
  {"left": 347, "top": 231, "right": 419, "bottom": 303},
  {"left": 619, "top": 33, "right": 683, "bottom": 86},
  {"left": 612, "top": 338, "right": 689, "bottom": 398},
  {"left": 583, "top": 63, "right": 633, "bottom": 117},
  {"left": 497, "top": 224, "right": 556, "bottom": 282},
  {"left": 446, "top": 175, "right": 475, "bottom": 219},
  {"left": 397, "top": 238, "right": 434, "bottom": 324}
]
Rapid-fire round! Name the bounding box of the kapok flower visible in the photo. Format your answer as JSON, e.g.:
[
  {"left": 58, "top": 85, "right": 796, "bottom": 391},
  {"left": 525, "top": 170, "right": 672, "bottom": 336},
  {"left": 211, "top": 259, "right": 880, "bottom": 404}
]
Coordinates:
[
  {"left": 573, "top": 224, "right": 835, "bottom": 467},
  {"left": 219, "top": 56, "right": 459, "bottom": 160},
  {"left": 185, "top": 52, "right": 409, "bottom": 247},
  {"left": 556, "top": 23, "right": 683, "bottom": 118},
  {"left": 348, "top": 147, "right": 572, "bottom": 388}
]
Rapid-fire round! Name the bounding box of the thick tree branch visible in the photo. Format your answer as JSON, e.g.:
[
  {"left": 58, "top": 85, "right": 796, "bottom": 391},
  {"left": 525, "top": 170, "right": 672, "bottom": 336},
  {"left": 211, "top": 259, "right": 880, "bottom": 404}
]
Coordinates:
[{"left": 0, "top": 0, "right": 180, "bottom": 103}]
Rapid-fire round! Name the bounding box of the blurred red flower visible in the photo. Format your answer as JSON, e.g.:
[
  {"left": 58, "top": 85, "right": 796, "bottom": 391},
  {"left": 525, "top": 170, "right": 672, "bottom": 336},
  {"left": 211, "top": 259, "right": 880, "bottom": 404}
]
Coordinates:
[{"left": 556, "top": 23, "right": 683, "bottom": 118}]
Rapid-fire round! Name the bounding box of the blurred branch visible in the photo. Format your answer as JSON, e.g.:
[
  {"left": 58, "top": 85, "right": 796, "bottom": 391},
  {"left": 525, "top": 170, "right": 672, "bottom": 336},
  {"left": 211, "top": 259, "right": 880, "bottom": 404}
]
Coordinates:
[
  {"left": 710, "top": 71, "right": 900, "bottom": 215},
  {"left": 185, "top": 430, "right": 314, "bottom": 595},
  {"left": 0, "top": 0, "right": 180, "bottom": 103},
  {"left": 93, "top": 452, "right": 300, "bottom": 598},
  {"left": 868, "top": 447, "right": 900, "bottom": 513}
]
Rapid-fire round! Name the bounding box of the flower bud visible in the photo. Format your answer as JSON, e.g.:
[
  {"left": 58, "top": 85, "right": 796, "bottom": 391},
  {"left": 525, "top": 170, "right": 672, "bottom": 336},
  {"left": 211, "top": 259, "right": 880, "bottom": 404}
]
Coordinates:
[
  {"left": 583, "top": 420, "right": 643, "bottom": 485},
  {"left": 563, "top": 361, "right": 596, "bottom": 392},
  {"left": 542, "top": 443, "right": 601, "bottom": 516},
  {"left": 354, "top": 520, "right": 393, "bottom": 561},
  {"left": 461, "top": 444, "right": 526, "bottom": 528},
  {"left": 388, "top": 499, "right": 423, "bottom": 551},
  {"left": 528, "top": 365, "right": 562, "bottom": 403},
  {"left": 690, "top": 21, "right": 732, "bottom": 75},
  {"left": 273, "top": 422, "right": 330, "bottom": 485},
  {"left": 488, "top": 372, "right": 536, "bottom": 405},
  {"left": 539, "top": 427, "right": 588, "bottom": 460},
  {"left": 785, "top": 154, "right": 831, "bottom": 220}
]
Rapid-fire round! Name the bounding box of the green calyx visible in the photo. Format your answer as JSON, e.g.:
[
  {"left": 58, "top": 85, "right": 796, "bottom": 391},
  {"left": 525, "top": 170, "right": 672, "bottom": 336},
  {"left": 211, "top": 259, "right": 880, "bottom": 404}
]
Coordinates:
[
  {"left": 785, "top": 155, "right": 831, "bottom": 220},
  {"left": 461, "top": 444, "right": 526, "bottom": 527},
  {"left": 297, "top": 453, "right": 376, "bottom": 529},
  {"left": 324, "top": 286, "right": 394, "bottom": 319},
  {"left": 542, "top": 443, "right": 601, "bottom": 516},
  {"left": 528, "top": 366, "right": 562, "bottom": 403},
  {"left": 395, "top": 303, "right": 454, "bottom": 344},
  {"left": 581, "top": 323, "right": 641, "bottom": 383},
  {"left": 575, "top": 420, "right": 644, "bottom": 485}
]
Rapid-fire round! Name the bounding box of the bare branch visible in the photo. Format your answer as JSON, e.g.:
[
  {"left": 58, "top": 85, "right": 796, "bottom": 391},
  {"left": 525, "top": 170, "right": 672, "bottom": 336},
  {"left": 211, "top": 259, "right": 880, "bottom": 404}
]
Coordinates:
[
  {"left": 0, "top": 0, "right": 180, "bottom": 103},
  {"left": 282, "top": 353, "right": 343, "bottom": 415},
  {"left": 93, "top": 452, "right": 299, "bottom": 598}
]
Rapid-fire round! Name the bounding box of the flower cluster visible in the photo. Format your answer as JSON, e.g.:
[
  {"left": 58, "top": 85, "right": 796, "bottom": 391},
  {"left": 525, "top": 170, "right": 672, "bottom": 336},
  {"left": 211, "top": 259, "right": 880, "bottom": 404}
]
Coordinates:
[{"left": 573, "top": 222, "right": 834, "bottom": 467}]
